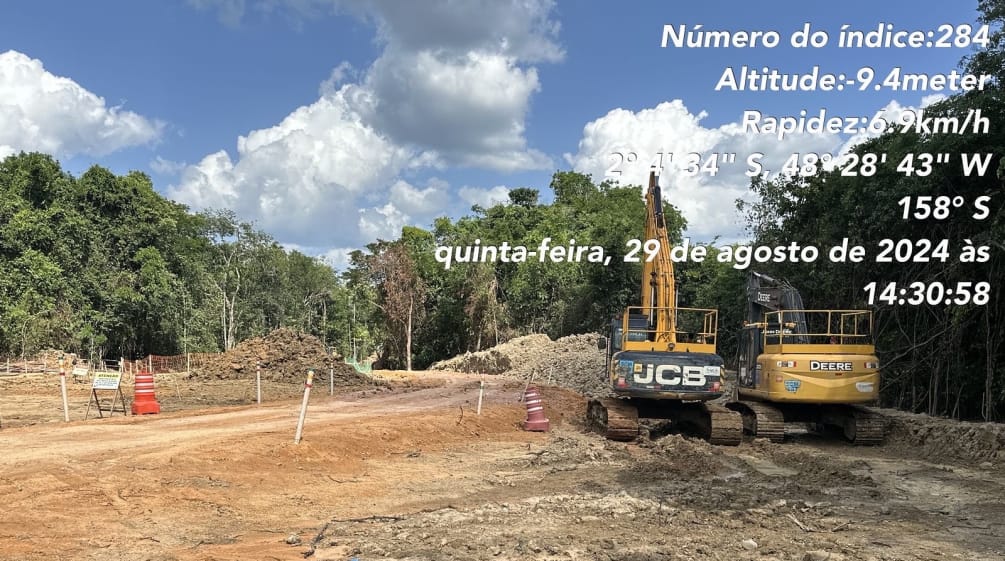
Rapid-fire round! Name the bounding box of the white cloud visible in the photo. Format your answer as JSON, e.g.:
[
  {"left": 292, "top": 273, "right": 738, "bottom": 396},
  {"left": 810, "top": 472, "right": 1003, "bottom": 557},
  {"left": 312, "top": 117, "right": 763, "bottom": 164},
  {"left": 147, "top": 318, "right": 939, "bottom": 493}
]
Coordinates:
[
  {"left": 921, "top": 93, "right": 947, "bottom": 107},
  {"left": 359, "top": 48, "right": 551, "bottom": 171},
  {"left": 167, "top": 91, "right": 421, "bottom": 246},
  {"left": 172, "top": 0, "right": 560, "bottom": 251},
  {"left": 279, "top": 242, "right": 356, "bottom": 270},
  {"left": 459, "top": 185, "right": 511, "bottom": 208},
  {"left": 192, "top": 0, "right": 564, "bottom": 64},
  {"left": 320, "top": 247, "right": 355, "bottom": 270},
  {"left": 565, "top": 100, "right": 842, "bottom": 243},
  {"left": 150, "top": 156, "right": 186, "bottom": 175},
  {"left": 188, "top": 0, "right": 557, "bottom": 172},
  {"left": 388, "top": 178, "right": 449, "bottom": 217},
  {"left": 319, "top": 61, "right": 356, "bottom": 97},
  {"left": 358, "top": 202, "right": 408, "bottom": 241},
  {"left": 348, "top": 0, "right": 564, "bottom": 63},
  {"left": 0, "top": 50, "right": 162, "bottom": 159},
  {"left": 836, "top": 96, "right": 946, "bottom": 161}
]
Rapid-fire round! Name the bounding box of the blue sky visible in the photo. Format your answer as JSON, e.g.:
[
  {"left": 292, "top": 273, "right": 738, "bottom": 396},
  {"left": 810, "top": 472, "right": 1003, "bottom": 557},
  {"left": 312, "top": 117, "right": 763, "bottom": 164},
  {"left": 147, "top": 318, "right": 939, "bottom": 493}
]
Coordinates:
[{"left": 0, "top": 0, "right": 987, "bottom": 265}]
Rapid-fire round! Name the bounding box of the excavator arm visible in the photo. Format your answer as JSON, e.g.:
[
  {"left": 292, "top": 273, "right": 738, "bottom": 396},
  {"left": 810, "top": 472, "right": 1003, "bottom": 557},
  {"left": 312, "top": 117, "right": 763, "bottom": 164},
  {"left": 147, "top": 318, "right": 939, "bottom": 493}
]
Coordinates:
[
  {"left": 640, "top": 171, "right": 676, "bottom": 344},
  {"left": 745, "top": 271, "right": 809, "bottom": 343}
]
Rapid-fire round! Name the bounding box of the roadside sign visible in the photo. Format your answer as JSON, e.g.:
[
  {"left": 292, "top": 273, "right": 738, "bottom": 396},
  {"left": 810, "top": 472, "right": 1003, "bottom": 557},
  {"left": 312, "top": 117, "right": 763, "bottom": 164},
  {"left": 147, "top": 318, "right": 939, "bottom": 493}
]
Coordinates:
[
  {"left": 85, "top": 371, "right": 128, "bottom": 419},
  {"left": 91, "top": 371, "right": 122, "bottom": 390}
]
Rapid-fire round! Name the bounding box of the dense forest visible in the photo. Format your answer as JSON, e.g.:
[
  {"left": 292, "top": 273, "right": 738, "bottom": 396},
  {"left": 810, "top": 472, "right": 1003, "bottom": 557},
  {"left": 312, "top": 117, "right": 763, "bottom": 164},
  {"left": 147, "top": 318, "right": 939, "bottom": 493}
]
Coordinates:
[
  {"left": 1, "top": 2, "right": 1002, "bottom": 421},
  {"left": 0, "top": 154, "right": 357, "bottom": 361},
  {"left": 0, "top": 156, "right": 676, "bottom": 369}
]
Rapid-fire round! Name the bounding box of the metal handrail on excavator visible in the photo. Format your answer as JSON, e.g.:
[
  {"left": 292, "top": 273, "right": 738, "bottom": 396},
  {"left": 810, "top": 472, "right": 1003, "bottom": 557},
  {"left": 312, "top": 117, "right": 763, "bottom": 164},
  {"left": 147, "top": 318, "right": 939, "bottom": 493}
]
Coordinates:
[
  {"left": 620, "top": 305, "right": 718, "bottom": 352},
  {"left": 760, "top": 309, "right": 874, "bottom": 350}
]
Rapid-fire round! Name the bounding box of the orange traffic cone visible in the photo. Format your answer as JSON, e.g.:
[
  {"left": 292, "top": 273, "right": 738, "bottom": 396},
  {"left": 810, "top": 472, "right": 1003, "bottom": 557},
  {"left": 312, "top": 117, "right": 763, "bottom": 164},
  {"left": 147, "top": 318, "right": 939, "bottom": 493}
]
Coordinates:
[
  {"left": 131, "top": 369, "right": 161, "bottom": 415},
  {"left": 521, "top": 385, "right": 549, "bottom": 431}
]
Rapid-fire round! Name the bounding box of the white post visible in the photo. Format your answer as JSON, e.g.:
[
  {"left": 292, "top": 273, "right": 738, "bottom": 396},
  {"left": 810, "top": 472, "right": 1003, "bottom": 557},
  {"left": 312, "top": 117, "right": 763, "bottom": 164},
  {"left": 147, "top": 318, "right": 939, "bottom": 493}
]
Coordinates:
[
  {"left": 294, "top": 370, "right": 315, "bottom": 444},
  {"left": 477, "top": 380, "right": 484, "bottom": 415},
  {"left": 148, "top": 355, "right": 153, "bottom": 373},
  {"left": 256, "top": 363, "right": 262, "bottom": 405},
  {"left": 329, "top": 364, "right": 334, "bottom": 396},
  {"left": 59, "top": 357, "right": 69, "bottom": 422},
  {"left": 186, "top": 353, "right": 191, "bottom": 375}
]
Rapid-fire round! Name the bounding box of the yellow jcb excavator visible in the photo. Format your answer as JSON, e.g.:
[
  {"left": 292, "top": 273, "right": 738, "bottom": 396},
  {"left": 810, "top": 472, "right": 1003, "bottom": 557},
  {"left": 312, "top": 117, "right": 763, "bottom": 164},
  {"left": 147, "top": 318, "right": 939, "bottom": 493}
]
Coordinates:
[
  {"left": 725, "top": 272, "right": 885, "bottom": 444},
  {"left": 589, "top": 171, "right": 743, "bottom": 445}
]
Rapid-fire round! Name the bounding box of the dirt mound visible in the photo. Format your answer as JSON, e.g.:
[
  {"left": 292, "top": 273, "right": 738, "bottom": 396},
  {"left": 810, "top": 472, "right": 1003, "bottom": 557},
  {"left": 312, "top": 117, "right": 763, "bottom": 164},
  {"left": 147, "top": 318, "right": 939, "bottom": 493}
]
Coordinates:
[
  {"left": 429, "top": 334, "right": 550, "bottom": 375},
  {"left": 190, "top": 328, "right": 365, "bottom": 385},
  {"left": 642, "top": 434, "right": 722, "bottom": 477},
  {"left": 429, "top": 333, "right": 610, "bottom": 397},
  {"left": 880, "top": 408, "right": 1005, "bottom": 462}
]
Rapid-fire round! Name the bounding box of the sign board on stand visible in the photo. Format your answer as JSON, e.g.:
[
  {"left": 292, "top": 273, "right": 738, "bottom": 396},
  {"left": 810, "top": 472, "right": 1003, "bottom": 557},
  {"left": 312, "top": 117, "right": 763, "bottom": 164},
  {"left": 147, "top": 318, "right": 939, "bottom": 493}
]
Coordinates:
[
  {"left": 71, "top": 364, "right": 90, "bottom": 383},
  {"left": 85, "top": 371, "right": 129, "bottom": 419}
]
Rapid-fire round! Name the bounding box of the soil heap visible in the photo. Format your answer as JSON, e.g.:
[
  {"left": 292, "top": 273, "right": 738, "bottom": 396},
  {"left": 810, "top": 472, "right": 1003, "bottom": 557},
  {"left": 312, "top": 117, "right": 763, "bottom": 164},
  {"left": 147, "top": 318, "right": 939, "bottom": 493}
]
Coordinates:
[
  {"left": 429, "top": 333, "right": 611, "bottom": 397},
  {"left": 880, "top": 408, "right": 1005, "bottom": 462},
  {"left": 190, "top": 327, "right": 365, "bottom": 385}
]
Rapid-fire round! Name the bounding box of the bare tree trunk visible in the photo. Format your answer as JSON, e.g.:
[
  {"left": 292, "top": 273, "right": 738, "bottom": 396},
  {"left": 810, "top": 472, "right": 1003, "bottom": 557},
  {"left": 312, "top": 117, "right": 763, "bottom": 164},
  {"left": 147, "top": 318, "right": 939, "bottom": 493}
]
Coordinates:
[
  {"left": 405, "top": 295, "right": 413, "bottom": 372},
  {"left": 221, "top": 291, "right": 229, "bottom": 350},
  {"left": 227, "top": 293, "right": 237, "bottom": 350},
  {"left": 492, "top": 303, "right": 499, "bottom": 346},
  {"left": 985, "top": 306, "right": 997, "bottom": 421}
]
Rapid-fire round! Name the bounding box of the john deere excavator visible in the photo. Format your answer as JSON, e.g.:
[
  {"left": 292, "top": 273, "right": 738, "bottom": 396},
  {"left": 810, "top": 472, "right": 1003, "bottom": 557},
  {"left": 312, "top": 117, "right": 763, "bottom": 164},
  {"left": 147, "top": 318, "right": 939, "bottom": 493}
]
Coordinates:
[
  {"left": 588, "top": 171, "right": 743, "bottom": 445},
  {"left": 725, "top": 272, "right": 884, "bottom": 444}
]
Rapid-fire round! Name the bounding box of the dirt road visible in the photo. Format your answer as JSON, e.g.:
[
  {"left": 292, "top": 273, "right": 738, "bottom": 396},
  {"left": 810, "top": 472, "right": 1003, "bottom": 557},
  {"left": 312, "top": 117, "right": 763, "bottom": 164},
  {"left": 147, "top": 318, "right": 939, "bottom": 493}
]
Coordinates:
[{"left": 0, "top": 370, "right": 1002, "bottom": 561}]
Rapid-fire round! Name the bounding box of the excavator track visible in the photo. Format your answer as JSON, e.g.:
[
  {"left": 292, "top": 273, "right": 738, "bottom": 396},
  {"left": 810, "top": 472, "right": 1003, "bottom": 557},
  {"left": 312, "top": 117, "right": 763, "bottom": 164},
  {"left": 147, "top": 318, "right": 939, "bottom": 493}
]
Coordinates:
[
  {"left": 587, "top": 398, "right": 639, "bottom": 441},
  {"left": 726, "top": 400, "right": 785, "bottom": 443},
  {"left": 845, "top": 405, "right": 885, "bottom": 445},
  {"left": 703, "top": 403, "right": 743, "bottom": 446}
]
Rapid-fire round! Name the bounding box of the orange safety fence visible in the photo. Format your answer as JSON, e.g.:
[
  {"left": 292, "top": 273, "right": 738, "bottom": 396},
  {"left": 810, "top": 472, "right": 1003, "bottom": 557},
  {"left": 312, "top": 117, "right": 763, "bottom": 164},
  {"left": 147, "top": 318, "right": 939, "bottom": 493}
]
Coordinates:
[{"left": 0, "top": 352, "right": 216, "bottom": 376}]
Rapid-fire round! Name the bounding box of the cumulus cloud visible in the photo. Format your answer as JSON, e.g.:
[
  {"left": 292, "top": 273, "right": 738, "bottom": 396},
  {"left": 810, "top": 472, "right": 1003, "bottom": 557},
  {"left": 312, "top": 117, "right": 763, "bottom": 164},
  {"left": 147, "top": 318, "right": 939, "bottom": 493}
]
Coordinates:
[
  {"left": 319, "top": 61, "right": 356, "bottom": 97},
  {"left": 187, "top": 0, "right": 557, "bottom": 171},
  {"left": 836, "top": 95, "right": 948, "bottom": 158},
  {"left": 0, "top": 50, "right": 162, "bottom": 159},
  {"left": 345, "top": 0, "right": 563, "bottom": 63},
  {"left": 192, "top": 0, "right": 564, "bottom": 63},
  {"left": 358, "top": 202, "right": 408, "bottom": 241},
  {"left": 167, "top": 91, "right": 421, "bottom": 246},
  {"left": 567, "top": 96, "right": 942, "bottom": 243},
  {"left": 280, "top": 242, "right": 356, "bottom": 270},
  {"left": 359, "top": 48, "right": 551, "bottom": 171},
  {"left": 459, "top": 185, "right": 511, "bottom": 209},
  {"left": 564, "top": 100, "right": 842, "bottom": 242},
  {"left": 172, "top": 0, "right": 560, "bottom": 250},
  {"left": 388, "top": 178, "right": 450, "bottom": 217}
]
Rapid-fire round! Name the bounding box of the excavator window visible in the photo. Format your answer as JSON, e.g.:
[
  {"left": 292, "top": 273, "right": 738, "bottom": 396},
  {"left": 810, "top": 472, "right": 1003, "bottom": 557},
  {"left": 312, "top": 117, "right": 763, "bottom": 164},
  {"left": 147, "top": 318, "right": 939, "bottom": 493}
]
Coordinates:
[
  {"left": 626, "top": 314, "right": 650, "bottom": 342},
  {"left": 737, "top": 327, "right": 761, "bottom": 387}
]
